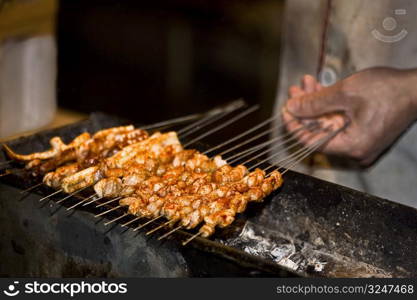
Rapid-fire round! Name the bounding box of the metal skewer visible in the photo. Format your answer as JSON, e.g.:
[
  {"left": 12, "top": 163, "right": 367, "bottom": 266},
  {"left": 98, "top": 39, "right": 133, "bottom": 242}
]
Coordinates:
[
  {"left": 278, "top": 124, "right": 348, "bottom": 175},
  {"left": 139, "top": 99, "right": 244, "bottom": 131},
  {"left": 230, "top": 127, "right": 315, "bottom": 166},
  {"left": 95, "top": 196, "right": 122, "bottom": 208},
  {"left": 104, "top": 213, "right": 129, "bottom": 226},
  {"left": 133, "top": 216, "right": 163, "bottom": 231},
  {"left": 94, "top": 205, "right": 122, "bottom": 218},
  {"left": 158, "top": 225, "right": 183, "bottom": 240},
  {"left": 218, "top": 124, "right": 284, "bottom": 157},
  {"left": 139, "top": 114, "right": 202, "bottom": 131},
  {"left": 178, "top": 100, "right": 245, "bottom": 137},
  {"left": 280, "top": 146, "right": 324, "bottom": 175},
  {"left": 262, "top": 122, "right": 349, "bottom": 177},
  {"left": 121, "top": 216, "right": 143, "bottom": 227},
  {"left": 183, "top": 105, "right": 260, "bottom": 147},
  {"left": 146, "top": 219, "right": 176, "bottom": 235},
  {"left": 224, "top": 135, "right": 283, "bottom": 163},
  {"left": 223, "top": 122, "right": 313, "bottom": 163},
  {"left": 240, "top": 139, "right": 302, "bottom": 168},
  {"left": 39, "top": 189, "right": 63, "bottom": 202},
  {"left": 20, "top": 182, "right": 44, "bottom": 194},
  {"left": 82, "top": 195, "right": 103, "bottom": 206},
  {"left": 203, "top": 114, "right": 284, "bottom": 155},
  {"left": 263, "top": 141, "right": 323, "bottom": 176},
  {"left": 66, "top": 194, "right": 96, "bottom": 211},
  {"left": 56, "top": 185, "right": 92, "bottom": 204},
  {"left": 273, "top": 126, "right": 334, "bottom": 169},
  {"left": 241, "top": 124, "right": 322, "bottom": 168},
  {"left": 182, "top": 231, "right": 202, "bottom": 246},
  {"left": 276, "top": 138, "right": 325, "bottom": 170},
  {"left": 248, "top": 125, "right": 331, "bottom": 172}
]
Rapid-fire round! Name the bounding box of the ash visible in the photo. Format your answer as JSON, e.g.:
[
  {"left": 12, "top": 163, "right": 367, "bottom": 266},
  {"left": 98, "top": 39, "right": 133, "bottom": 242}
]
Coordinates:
[{"left": 220, "top": 221, "right": 327, "bottom": 273}]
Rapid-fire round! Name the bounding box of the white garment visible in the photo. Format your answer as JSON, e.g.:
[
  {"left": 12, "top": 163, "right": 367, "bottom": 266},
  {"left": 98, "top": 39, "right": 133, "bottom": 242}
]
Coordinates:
[{"left": 274, "top": 0, "right": 417, "bottom": 207}]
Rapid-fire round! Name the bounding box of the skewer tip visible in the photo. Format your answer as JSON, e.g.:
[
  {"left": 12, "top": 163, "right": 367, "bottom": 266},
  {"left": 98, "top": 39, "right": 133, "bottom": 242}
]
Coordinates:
[
  {"left": 20, "top": 182, "right": 43, "bottom": 194},
  {"left": 133, "top": 215, "right": 163, "bottom": 231},
  {"left": 39, "top": 189, "right": 63, "bottom": 202},
  {"left": 158, "top": 225, "right": 183, "bottom": 241},
  {"left": 182, "top": 231, "right": 202, "bottom": 246},
  {"left": 145, "top": 219, "right": 175, "bottom": 235},
  {"left": 120, "top": 216, "right": 142, "bottom": 227}
]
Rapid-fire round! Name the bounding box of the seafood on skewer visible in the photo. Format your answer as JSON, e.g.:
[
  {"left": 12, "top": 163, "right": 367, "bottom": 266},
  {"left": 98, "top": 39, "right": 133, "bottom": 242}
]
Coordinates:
[
  {"left": 61, "top": 132, "right": 182, "bottom": 193},
  {"left": 3, "top": 125, "right": 149, "bottom": 176}
]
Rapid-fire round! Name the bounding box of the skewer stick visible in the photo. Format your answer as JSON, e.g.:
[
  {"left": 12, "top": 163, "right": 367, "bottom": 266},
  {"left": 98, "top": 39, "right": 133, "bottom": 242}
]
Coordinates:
[
  {"left": 274, "top": 126, "right": 335, "bottom": 168},
  {"left": 178, "top": 111, "right": 229, "bottom": 138},
  {"left": 133, "top": 216, "right": 163, "bottom": 231},
  {"left": 248, "top": 125, "right": 331, "bottom": 172},
  {"left": 279, "top": 125, "right": 348, "bottom": 175},
  {"left": 274, "top": 137, "right": 324, "bottom": 170},
  {"left": 264, "top": 123, "right": 349, "bottom": 176},
  {"left": 218, "top": 118, "right": 306, "bottom": 158},
  {"left": 39, "top": 189, "right": 63, "bottom": 202},
  {"left": 235, "top": 127, "right": 315, "bottom": 167},
  {"left": 66, "top": 194, "right": 96, "bottom": 211},
  {"left": 239, "top": 139, "right": 300, "bottom": 168},
  {"left": 178, "top": 100, "right": 245, "bottom": 136},
  {"left": 0, "top": 160, "right": 12, "bottom": 166},
  {"left": 219, "top": 126, "right": 280, "bottom": 158},
  {"left": 223, "top": 122, "right": 313, "bottom": 163},
  {"left": 264, "top": 141, "right": 322, "bottom": 175},
  {"left": 280, "top": 146, "right": 323, "bottom": 175},
  {"left": 56, "top": 185, "right": 92, "bottom": 204},
  {"left": 158, "top": 225, "right": 183, "bottom": 240},
  {"left": 146, "top": 219, "right": 176, "bottom": 235},
  {"left": 140, "top": 114, "right": 201, "bottom": 131},
  {"left": 94, "top": 205, "right": 122, "bottom": 218},
  {"left": 95, "top": 196, "right": 122, "bottom": 208},
  {"left": 241, "top": 124, "right": 322, "bottom": 168},
  {"left": 104, "top": 213, "right": 129, "bottom": 226},
  {"left": 121, "top": 216, "right": 143, "bottom": 227},
  {"left": 264, "top": 146, "right": 313, "bottom": 175},
  {"left": 203, "top": 114, "right": 284, "bottom": 155},
  {"left": 224, "top": 136, "right": 282, "bottom": 163},
  {"left": 183, "top": 105, "right": 260, "bottom": 147},
  {"left": 20, "top": 182, "right": 43, "bottom": 194},
  {"left": 82, "top": 195, "right": 102, "bottom": 206},
  {"left": 140, "top": 99, "right": 243, "bottom": 131},
  {"left": 182, "top": 231, "right": 202, "bottom": 246}
]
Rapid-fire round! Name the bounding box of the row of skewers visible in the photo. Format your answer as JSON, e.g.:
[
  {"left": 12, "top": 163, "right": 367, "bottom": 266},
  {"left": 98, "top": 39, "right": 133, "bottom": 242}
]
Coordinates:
[
  {"left": 0, "top": 104, "right": 343, "bottom": 245},
  {"left": 1, "top": 122, "right": 283, "bottom": 244}
]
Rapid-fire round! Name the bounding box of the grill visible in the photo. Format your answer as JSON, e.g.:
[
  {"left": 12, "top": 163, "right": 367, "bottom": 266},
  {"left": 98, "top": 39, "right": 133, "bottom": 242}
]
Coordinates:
[{"left": 1, "top": 105, "right": 417, "bottom": 278}]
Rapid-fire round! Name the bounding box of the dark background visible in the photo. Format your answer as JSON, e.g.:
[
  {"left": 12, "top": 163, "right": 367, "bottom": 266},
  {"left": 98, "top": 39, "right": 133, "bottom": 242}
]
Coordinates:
[{"left": 57, "top": 0, "right": 284, "bottom": 124}]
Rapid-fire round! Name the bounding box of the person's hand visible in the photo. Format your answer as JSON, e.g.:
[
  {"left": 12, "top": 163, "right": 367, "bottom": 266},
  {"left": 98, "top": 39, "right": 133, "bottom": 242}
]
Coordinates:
[{"left": 282, "top": 67, "right": 417, "bottom": 165}]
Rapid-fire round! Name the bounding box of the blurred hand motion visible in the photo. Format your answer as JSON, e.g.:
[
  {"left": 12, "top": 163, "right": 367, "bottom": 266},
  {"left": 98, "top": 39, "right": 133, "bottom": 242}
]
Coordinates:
[{"left": 282, "top": 67, "right": 417, "bottom": 165}]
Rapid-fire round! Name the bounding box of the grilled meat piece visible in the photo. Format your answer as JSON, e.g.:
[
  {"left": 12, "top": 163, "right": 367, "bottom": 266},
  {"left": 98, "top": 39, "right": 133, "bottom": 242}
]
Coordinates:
[{"left": 3, "top": 133, "right": 90, "bottom": 162}]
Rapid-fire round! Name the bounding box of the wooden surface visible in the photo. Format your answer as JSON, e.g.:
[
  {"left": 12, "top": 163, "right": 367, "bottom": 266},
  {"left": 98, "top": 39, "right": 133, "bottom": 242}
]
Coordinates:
[
  {"left": 0, "top": 109, "right": 87, "bottom": 142},
  {"left": 0, "top": 0, "right": 57, "bottom": 42}
]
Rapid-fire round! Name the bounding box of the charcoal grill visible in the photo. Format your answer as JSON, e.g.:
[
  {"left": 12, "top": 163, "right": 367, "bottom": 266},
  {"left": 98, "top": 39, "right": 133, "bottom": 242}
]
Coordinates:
[{"left": 1, "top": 112, "right": 417, "bottom": 278}]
